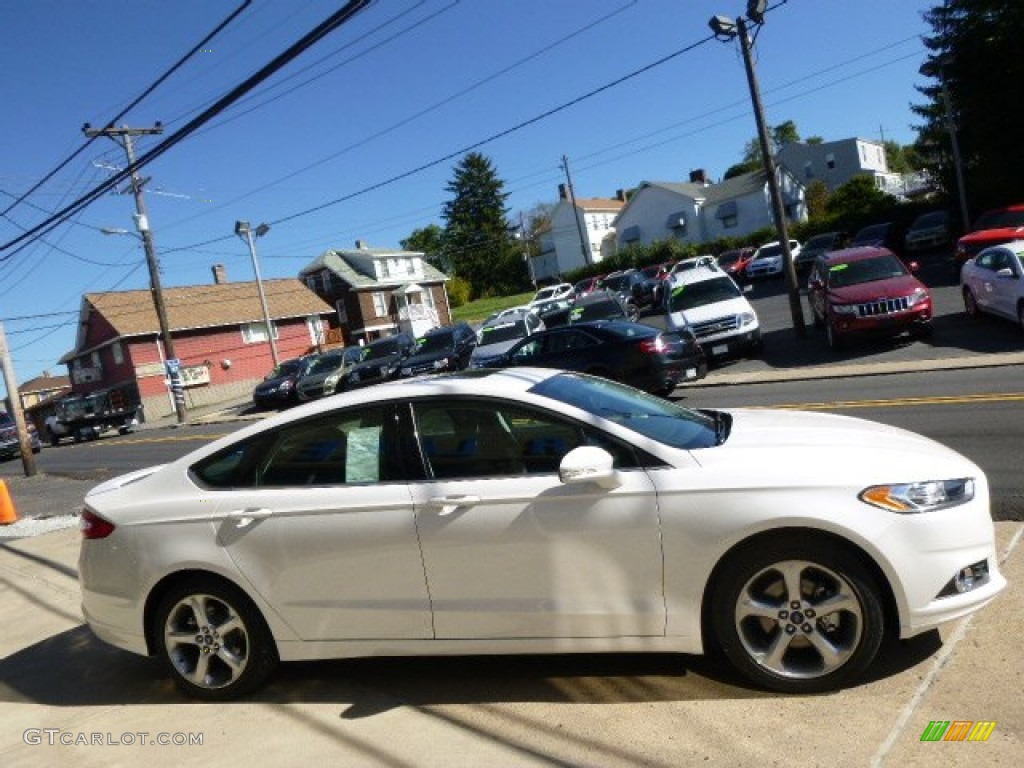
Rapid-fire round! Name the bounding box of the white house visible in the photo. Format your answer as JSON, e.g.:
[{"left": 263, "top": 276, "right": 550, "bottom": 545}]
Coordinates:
[
  {"left": 532, "top": 186, "right": 624, "bottom": 281},
  {"left": 777, "top": 138, "right": 901, "bottom": 193},
  {"left": 614, "top": 169, "right": 806, "bottom": 248}
]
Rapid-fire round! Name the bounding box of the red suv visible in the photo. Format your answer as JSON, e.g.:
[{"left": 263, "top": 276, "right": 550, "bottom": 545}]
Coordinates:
[
  {"left": 954, "top": 204, "right": 1024, "bottom": 275},
  {"left": 807, "top": 247, "right": 933, "bottom": 350}
]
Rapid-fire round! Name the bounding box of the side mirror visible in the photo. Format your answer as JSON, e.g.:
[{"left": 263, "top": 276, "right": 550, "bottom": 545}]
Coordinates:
[
  {"left": 743, "top": 283, "right": 754, "bottom": 293},
  {"left": 808, "top": 278, "right": 823, "bottom": 291},
  {"left": 558, "top": 446, "right": 620, "bottom": 489}
]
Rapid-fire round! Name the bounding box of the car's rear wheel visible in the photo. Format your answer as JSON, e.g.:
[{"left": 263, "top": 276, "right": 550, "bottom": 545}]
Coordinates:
[
  {"left": 963, "top": 287, "right": 979, "bottom": 318},
  {"left": 708, "top": 538, "right": 885, "bottom": 694},
  {"left": 153, "top": 577, "right": 278, "bottom": 701},
  {"left": 1018, "top": 301, "right": 1024, "bottom": 333}
]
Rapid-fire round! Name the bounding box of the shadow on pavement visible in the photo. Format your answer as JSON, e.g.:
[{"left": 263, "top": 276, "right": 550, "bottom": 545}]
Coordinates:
[{"left": 0, "top": 625, "right": 945, "bottom": 711}]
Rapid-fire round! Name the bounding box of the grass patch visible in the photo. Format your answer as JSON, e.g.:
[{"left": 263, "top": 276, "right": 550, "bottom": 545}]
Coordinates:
[{"left": 451, "top": 291, "right": 534, "bottom": 324}]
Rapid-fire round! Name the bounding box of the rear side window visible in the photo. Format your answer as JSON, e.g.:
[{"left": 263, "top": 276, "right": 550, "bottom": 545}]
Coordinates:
[{"left": 191, "top": 406, "right": 403, "bottom": 488}]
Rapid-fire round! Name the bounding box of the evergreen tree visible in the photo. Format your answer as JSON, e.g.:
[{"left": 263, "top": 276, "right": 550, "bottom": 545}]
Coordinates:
[
  {"left": 440, "top": 153, "right": 528, "bottom": 298},
  {"left": 913, "top": 0, "right": 1024, "bottom": 213}
]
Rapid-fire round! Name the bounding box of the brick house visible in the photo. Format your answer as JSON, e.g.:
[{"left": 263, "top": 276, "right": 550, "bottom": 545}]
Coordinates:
[
  {"left": 58, "top": 277, "right": 334, "bottom": 421},
  {"left": 299, "top": 242, "right": 451, "bottom": 343}
]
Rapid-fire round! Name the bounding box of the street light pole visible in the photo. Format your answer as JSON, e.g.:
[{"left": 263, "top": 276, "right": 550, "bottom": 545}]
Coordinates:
[
  {"left": 235, "top": 221, "right": 279, "bottom": 367},
  {"left": 86, "top": 124, "right": 188, "bottom": 423},
  {"left": 710, "top": 8, "right": 806, "bottom": 337}
]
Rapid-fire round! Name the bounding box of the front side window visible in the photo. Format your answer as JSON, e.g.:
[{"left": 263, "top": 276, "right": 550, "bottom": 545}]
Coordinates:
[
  {"left": 412, "top": 399, "right": 640, "bottom": 480},
  {"left": 191, "top": 406, "right": 401, "bottom": 489}
]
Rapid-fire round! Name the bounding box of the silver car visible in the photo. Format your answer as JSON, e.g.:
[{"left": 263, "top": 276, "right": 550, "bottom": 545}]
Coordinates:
[{"left": 295, "top": 346, "right": 363, "bottom": 401}]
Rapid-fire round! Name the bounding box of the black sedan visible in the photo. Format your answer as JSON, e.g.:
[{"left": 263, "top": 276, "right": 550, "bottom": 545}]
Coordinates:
[
  {"left": 568, "top": 290, "right": 633, "bottom": 324},
  {"left": 336, "top": 333, "right": 416, "bottom": 391},
  {"left": 476, "top": 320, "right": 706, "bottom": 396},
  {"left": 396, "top": 322, "right": 478, "bottom": 378}
]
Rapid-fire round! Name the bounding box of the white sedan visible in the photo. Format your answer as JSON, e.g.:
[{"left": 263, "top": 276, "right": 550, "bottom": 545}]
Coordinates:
[
  {"left": 79, "top": 369, "right": 1005, "bottom": 700},
  {"left": 960, "top": 240, "right": 1024, "bottom": 329}
]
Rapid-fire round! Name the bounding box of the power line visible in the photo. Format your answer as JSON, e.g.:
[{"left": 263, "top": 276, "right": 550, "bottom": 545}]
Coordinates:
[
  {"left": 0, "top": 0, "right": 253, "bottom": 221},
  {"left": 0, "top": 0, "right": 375, "bottom": 260}
]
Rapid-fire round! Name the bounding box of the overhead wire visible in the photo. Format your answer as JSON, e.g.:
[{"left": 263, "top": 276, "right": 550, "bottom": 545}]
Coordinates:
[{"left": 0, "top": 0, "right": 254, "bottom": 222}]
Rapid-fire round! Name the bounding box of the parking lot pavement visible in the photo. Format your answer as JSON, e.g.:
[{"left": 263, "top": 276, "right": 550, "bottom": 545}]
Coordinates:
[{"left": 0, "top": 521, "right": 1019, "bottom": 767}]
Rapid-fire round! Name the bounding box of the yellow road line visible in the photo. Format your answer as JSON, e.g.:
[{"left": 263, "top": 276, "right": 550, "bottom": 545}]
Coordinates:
[
  {"left": 749, "top": 392, "right": 1024, "bottom": 411},
  {"left": 94, "top": 433, "right": 232, "bottom": 446}
]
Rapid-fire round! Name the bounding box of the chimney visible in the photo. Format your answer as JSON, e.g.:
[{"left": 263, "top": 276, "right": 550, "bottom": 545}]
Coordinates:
[
  {"left": 558, "top": 183, "right": 568, "bottom": 200},
  {"left": 615, "top": 188, "right": 627, "bottom": 202},
  {"left": 355, "top": 239, "right": 368, "bottom": 250},
  {"left": 211, "top": 263, "right": 228, "bottom": 284},
  {"left": 689, "top": 168, "right": 710, "bottom": 185}
]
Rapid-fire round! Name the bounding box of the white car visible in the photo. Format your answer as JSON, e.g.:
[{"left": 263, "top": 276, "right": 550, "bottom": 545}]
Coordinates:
[
  {"left": 528, "top": 283, "right": 573, "bottom": 307},
  {"left": 664, "top": 265, "right": 761, "bottom": 358},
  {"left": 745, "top": 239, "right": 802, "bottom": 279},
  {"left": 79, "top": 369, "right": 1005, "bottom": 700},
  {"left": 960, "top": 240, "right": 1024, "bottom": 329}
]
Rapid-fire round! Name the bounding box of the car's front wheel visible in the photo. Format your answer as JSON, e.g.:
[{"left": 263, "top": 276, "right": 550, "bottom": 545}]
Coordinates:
[
  {"left": 153, "top": 577, "right": 279, "bottom": 701},
  {"left": 963, "top": 287, "right": 979, "bottom": 318},
  {"left": 707, "top": 538, "right": 885, "bottom": 694}
]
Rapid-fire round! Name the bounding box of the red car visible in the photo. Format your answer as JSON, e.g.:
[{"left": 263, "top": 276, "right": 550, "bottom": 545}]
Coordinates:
[
  {"left": 572, "top": 275, "right": 604, "bottom": 297},
  {"left": 716, "top": 247, "right": 755, "bottom": 281},
  {"left": 806, "top": 247, "right": 933, "bottom": 350},
  {"left": 954, "top": 204, "right": 1024, "bottom": 274}
]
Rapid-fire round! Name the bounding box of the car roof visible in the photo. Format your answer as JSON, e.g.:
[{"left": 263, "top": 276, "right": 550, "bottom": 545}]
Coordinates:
[
  {"left": 667, "top": 265, "right": 733, "bottom": 286},
  {"left": 820, "top": 245, "right": 896, "bottom": 264}
]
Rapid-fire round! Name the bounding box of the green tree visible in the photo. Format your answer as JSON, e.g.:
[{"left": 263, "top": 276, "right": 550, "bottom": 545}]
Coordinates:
[
  {"left": 724, "top": 121, "right": 802, "bottom": 179},
  {"left": 913, "top": 0, "right": 1024, "bottom": 213},
  {"left": 440, "top": 153, "right": 528, "bottom": 298},
  {"left": 804, "top": 179, "right": 832, "bottom": 219},
  {"left": 401, "top": 224, "right": 446, "bottom": 270},
  {"left": 825, "top": 175, "right": 898, "bottom": 223}
]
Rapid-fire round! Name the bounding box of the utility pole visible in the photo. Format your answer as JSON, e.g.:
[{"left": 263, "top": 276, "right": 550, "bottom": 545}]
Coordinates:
[
  {"left": 941, "top": 77, "right": 971, "bottom": 234},
  {"left": 84, "top": 124, "right": 187, "bottom": 424},
  {"left": 561, "top": 155, "right": 591, "bottom": 267},
  {"left": 710, "top": 8, "right": 805, "bottom": 336},
  {"left": 0, "top": 323, "right": 37, "bottom": 476}
]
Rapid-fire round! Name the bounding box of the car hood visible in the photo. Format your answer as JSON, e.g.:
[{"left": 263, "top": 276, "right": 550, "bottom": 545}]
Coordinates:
[
  {"left": 959, "top": 226, "right": 1024, "bottom": 247},
  {"left": 669, "top": 296, "right": 752, "bottom": 325},
  {"left": 827, "top": 275, "right": 924, "bottom": 303},
  {"left": 696, "top": 409, "right": 978, "bottom": 480},
  {"left": 347, "top": 354, "right": 402, "bottom": 374},
  {"left": 471, "top": 339, "right": 521, "bottom": 362},
  {"left": 297, "top": 367, "right": 343, "bottom": 387}
]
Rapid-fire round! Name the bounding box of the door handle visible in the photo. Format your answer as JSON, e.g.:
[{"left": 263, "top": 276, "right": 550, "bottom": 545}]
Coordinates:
[
  {"left": 225, "top": 508, "right": 274, "bottom": 527},
  {"left": 426, "top": 496, "right": 480, "bottom": 516}
]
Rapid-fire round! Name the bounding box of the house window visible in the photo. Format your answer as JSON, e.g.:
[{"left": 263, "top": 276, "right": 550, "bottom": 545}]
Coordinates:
[
  {"left": 804, "top": 162, "right": 814, "bottom": 179},
  {"left": 319, "top": 272, "right": 332, "bottom": 293},
  {"left": 372, "top": 292, "right": 389, "bottom": 317},
  {"left": 242, "top": 321, "right": 278, "bottom": 344},
  {"left": 422, "top": 288, "right": 436, "bottom": 310},
  {"left": 335, "top": 299, "right": 348, "bottom": 324},
  {"left": 91, "top": 351, "right": 101, "bottom": 368},
  {"left": 721, "top": 214, "right": 738, "bottom": 229},
  {"left": 111, "top": 342, "right": 124, "bottom": 365},
  {"left": 307, "top": 315, "right": 325, "bottom": 346},
  {"left": 826, "top": 154, "right": 836, "bottom": 170},
  {"left": 305, "top": 276, "right": 318, "bottom": 292}
]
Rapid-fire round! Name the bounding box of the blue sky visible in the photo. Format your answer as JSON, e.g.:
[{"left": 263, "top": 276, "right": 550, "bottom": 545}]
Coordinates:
[{"left": 0, "top": 0, "right": 936, "bottom": 396}]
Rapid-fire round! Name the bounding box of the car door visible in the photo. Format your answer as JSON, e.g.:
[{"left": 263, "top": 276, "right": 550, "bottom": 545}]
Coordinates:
[
  {"left": 406, "top": 398, "right": 665, "bottom": 639},
  {"left": 990, "top": 249, "right": 1021, "bottom": 320},
  {"left": 200, "top": 404, "right": 432, "bottom": 641}
]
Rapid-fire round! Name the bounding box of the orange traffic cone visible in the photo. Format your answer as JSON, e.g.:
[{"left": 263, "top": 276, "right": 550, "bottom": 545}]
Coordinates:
[{"left": 0, "top": 479, "right": 19, "bottom": 525}]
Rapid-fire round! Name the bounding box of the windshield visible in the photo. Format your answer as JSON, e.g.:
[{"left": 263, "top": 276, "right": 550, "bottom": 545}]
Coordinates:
[
  {"left": 827, "top": 255, "right": 907, "bottom": 287},
  {"left": 602, "top": 273, "right": 634, "bottom": 292},
  {"left": 531, "top": 373, "right": 718, "bottom": 449},
  {"left": 570, "top": 297, "right": 621, "bottom": 323},
  {"left": 667, "top": 277, "right": 741, "bottom": 312},
  {"left": 718, "top": 251, "right": 742, "bottom": 265},
  {"left": 912, "top": 212, "right": 947, "bottom": 228},
  {"left": 533, "top": 287, "right": 556, "bottom": 302},
  {"left": 853, "top": 225, "right": 889, "bottom": 243},
  {"left": 414, "top": 331, "right": 455, "bottom": 355},
  {"left": 267, "top": 360, "right": 302, "bottom": 379},
  {"left": 974, "top": 208, "right": 1024, "bottom": 230},
  {"left": 479, "top": 319, "right": 528, "bottom": 346},
  {"left": 755, "top": 244, "right": 783, "bottom": 259},
  {"left": 362, "top": 338, "right": 403, "bottom": 360},
  {"left": 308, "top": 352, "right": 345, "bottom": 375},
  {"left": 805, "top": 234, "right": 837, "bottom": 249}
]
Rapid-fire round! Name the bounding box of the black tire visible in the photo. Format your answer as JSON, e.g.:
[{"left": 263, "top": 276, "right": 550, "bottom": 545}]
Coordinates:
[
  {"left": 707, "top": 537, "right": 885, "bottom": 694},
  {"left": 625, "top": 302, "right": 640, "bottom": 322},
  {"left": 1018, "top": 302, "right": 1024, "bottom": 333},
  {"left": 153, "top": 577, "right": 279, "bottom": 701},
  {"left": 48, "top": 429, "right": 60, "bottom": 447},
  {"left": 812, "top": 307, "right": 824, "bottom": 329},
  {"left": 963, "top": 287, "right": 979, "bottom": 318}
]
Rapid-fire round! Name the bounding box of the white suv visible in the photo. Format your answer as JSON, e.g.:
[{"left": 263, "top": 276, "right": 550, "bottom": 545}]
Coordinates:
[
  {"left": 664, "top": 266, "right": 761, "bottom": 359},
  {"left": 745, "top": 239, "right": 802, "bottom": 279}
]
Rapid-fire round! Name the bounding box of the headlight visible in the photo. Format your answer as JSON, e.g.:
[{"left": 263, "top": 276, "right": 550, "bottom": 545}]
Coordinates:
[
  {"left": 738, "top": 311, "right": 756, "bottom": 327},
  {"left": 324, "top": 372, "right": 341, "bottom": 387},
  {"left": 859, "top": 478, "right": 974, "bottom": 513},
  {"left": 278, "top": 380, "right": 294, "bottom": 392},
  {"left": 907, "top": 288, "right": 929, "bottom": 307},
  {"left": 831, "top": 304, "right": 858, "bottom": 316}
]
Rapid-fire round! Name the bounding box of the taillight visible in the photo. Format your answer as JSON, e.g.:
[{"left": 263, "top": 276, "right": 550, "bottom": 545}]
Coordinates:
[
  {"left": 80, "top": 509, "right": 116, "bottom": 540},
  {"left": 639, "top": 336, "right": 669, "bottom": 354}
]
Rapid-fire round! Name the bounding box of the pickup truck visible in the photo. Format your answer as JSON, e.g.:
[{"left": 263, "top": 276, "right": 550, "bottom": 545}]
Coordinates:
[{"left": 44, "top": 388, "right": 141, "bottom": 445}]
